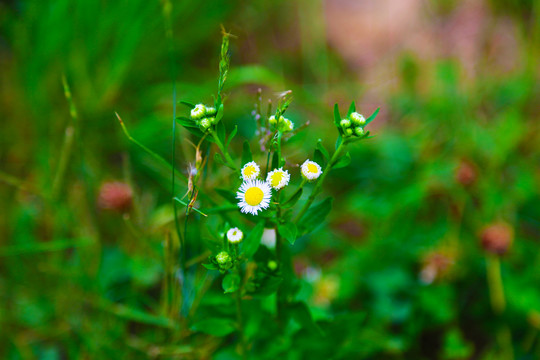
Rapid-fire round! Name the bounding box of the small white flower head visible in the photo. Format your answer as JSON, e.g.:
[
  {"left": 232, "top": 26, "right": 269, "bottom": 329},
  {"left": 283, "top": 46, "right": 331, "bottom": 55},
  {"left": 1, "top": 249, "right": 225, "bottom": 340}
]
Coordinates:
[
  {"left": 354, "top": 127, "right": 365, "bottom": 137},
  {"left": 199, "top": 118, "right": 211, "bottom": 130},
  {"left": 278, "top": 118, "right": 294, "bottom": 132},
  {"left": 206, "top": 106, "right": 216, "bottom": 116},
  {"left": 266, "top": 167, "right": 290, "bottom": 190},
  {"left": 241, "top": 161, "right": 260, "bottom": 181},
  {"left": 227, "top": 227, "right": 244, "bottom": 243},
  {"left": 340, "top": 119, "right": 351, "bottom": 128},
  {"left": 191, "top": 104, "right": 206, "bottom": 119},
  {"left": 350, "top": 112, "right": 366, "bottom": 125},
  {"left": 301, "top": 160, "right": 322, "bottom": 181},
  {"left": 237, "top": 179, "right": 272, "bottom": 215}
]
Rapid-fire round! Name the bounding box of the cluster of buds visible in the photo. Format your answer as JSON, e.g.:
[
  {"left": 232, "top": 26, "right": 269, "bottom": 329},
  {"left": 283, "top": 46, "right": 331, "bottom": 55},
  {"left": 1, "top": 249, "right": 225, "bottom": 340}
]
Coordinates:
[
  {"left": 190, "top": 104, "right": 218, "bottom": 132},
  {"left": 214, "top": 251, "right": 234, "bottom": 271},
  {"left": 268, "top": 115, "right": 294, "bottom": 133},
  {"left": 340, "top": 112, "right": 366, "bottom": 138}
]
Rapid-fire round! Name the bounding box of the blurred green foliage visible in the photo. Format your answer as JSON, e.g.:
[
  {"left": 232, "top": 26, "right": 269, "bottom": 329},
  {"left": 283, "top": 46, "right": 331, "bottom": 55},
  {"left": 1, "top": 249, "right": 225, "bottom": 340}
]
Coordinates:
[{"left": 1, "top": 0, "right": 539, "bottom": 359}]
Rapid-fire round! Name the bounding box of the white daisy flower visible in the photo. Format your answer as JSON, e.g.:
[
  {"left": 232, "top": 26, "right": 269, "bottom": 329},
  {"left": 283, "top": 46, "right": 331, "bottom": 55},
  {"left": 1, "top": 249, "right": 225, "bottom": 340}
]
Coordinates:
[
  {"left": 301, "top": 160, "right": 322, "bottom": 181},
  {"left": 241, "top": 161, "right": 260, "bottom": 180},
  {"left": 266, "top": 168, "right": 290, "bottom": 190},
  {"left": 237, "top": 179, "right": 272, "bottom": 215},
  {"left": 190, "top": 104, "right": 206, "bottom": 119},
  {"left": 227, "top": 227, "right": 244, "bottom": 243}
]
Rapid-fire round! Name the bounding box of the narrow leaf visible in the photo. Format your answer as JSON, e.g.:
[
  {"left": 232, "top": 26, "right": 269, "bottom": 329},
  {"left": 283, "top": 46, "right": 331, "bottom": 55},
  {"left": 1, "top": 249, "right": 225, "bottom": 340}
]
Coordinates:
[
  {"left": 365, "top": 107, "right": 380, "bottom": 125},
  {"left": 316, "top": 139, "right": 329, "bottom": 160},
  {"left": 347, "top": 101, "right": 356, "bottom": 116},
  {"left": 332, "top": 152, "right": 351, "bottom": 169},
  {"left": 278, "top": 222, "right": 297, "bottom": 245},
  {"left": 298, "top": 197, "right": 333, "bottom": 234},
  {"left": 226, "top": 125, "right": 238, "bottom": 148},
  {"left": 179, "top": 101, "right": 196, "bottom": 109},
  {"left": 242, "top": 222, "right": 265, "bottom": 258}
]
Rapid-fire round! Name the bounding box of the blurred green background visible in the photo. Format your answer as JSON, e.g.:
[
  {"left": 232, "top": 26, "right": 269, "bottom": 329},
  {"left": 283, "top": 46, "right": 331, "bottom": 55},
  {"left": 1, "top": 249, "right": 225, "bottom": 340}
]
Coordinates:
[{"left": 1, "top": 0, "right": 539, "bottom": 359}]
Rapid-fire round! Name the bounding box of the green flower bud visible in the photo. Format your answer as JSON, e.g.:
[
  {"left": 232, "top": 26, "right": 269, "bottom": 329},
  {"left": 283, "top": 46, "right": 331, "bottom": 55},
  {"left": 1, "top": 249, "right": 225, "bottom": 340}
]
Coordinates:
[
  {"left": 215, "top": 251, "right": 232, "bottom": 270},
  {"left": 345, "top": 128, "right": 353, "bottom": 137},
  {"left": 350, "top": 112, "right": 366, "bottom": 125},
  {"left": 340, "top": 119, "right": 351, "bottom": 128},
  {"left": 278, "top": 118, "right": 294, "bottom": 132},
  {"left": 268, "top": 115, "right": 277, "bottom": 125},
  {"left": 354, "top": 127, "right": 365, "bottom": 137},
  {"left": 206, "top": 106, "right": 216, "bottom": 116},
  {"left": 190, "top": 104, "right": 206, "bottom": 119},
  {"left": 267, "top": 260, "right": 278, "bottom": 271},
  {"left": 199, "top": 118, "right": 211, "bottom": 131},
  {"left": 208, "top": 117, "right": 217, "bottom": 125}
]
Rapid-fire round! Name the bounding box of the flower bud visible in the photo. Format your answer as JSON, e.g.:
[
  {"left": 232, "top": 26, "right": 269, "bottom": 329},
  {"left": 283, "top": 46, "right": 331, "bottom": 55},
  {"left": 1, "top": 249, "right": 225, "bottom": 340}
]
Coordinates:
[
  {"left": 268, "top": 115, "right": 277, "bottom": 125},
  {"left": 216, "top": 251, "right": 233, "bottom": 270},
  {"left": 350, "top": 112, "right": 366, "bottom": 125},
  {"left": 345, "top": 128, "right": 353, "bottom": 137},
  {"left": 208, "top": 117, "right": 217, "bottom": 125},
  {"left": 354, "top": 127, "right": 365, "bottom": 137},
  {"left": 190, "top": 104, "right": 206, "bottom": 119},
  {"left": 278, "top": 118, "right": 294, "bottom": 132},
  {"left": 480, "top": 222, "right": 513, "bottom": 255},
  {"left": 199, "top": 118, "right": 211, "bottom": 131},
  {"left": 205, "top": 106, "right": 216, "bottom": 116},
  {"left": 340, "top": 119, "right": 351, "bottom": 128},
  {"left": 267, "top": 260, "right": 278, "bottom": 271}
]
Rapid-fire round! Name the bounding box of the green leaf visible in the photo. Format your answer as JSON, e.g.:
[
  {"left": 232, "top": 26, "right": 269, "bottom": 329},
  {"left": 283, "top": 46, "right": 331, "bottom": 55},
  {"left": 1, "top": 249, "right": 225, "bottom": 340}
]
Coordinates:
[
  {"left": 216, "top": 117, "right": 226, "bottom": 143},
  {"left": 222, "top": 273, "right": 241, "bottom": 293},
  {"left": 176, "top": 116, "right": 198, "bottom": 128},
  {"left": 242, "top": 222, "right": 265, "bottom": 258},
  {"left": 314, "top": 149, "right": 325, "bottom": 167},
  {"left": 215, "top": 103, "right": 225, "bottom": 122},
  {"left": 333, "top": 103, "right": 341, "bottom": 130},
  {"left": 226, "top": 125, "right": 238, "bottom": 148},
  {"left": 347, "top": 101, "right": 356, "bottom": 116},
  {"left": 298, "top": 197, "right": 333, "bottom": 234},
  {"left": 288, "top": 302, "right": 324, "bottom": 336},
  {"left": 278, "top": 222, "right": 297, "bottom": 245},
  {"left": 214, "top": 153, "right": 235, "bottom": 170},
  {"left": 202, "top": 262, "right": 219, "bottom": 270},
  {"left": 332, "top": 152, "right": 351, "bottom": 169},
  {"left": 335, "top": 135, "right": 343, "bottom": 150},
  {"left": 96, "top": 298, "right": 176, "bottom": 329},
  {"left": 241, "top": 140, "right": 253, "bottom": 165},
  {"left": 316, "top": 139, "right": 329, "bottom": 160},
  {"left": 191, "top": 318, "right": 236, "bottom": 336},
  {"left": 365, "top": 107, "right": 380, "bottom": 125},
  {"left": 179, "top": 101, "right": 195, "bottom": 109},
  {"left": 282, "top": 188, "right": 302, "bottom": 208}
]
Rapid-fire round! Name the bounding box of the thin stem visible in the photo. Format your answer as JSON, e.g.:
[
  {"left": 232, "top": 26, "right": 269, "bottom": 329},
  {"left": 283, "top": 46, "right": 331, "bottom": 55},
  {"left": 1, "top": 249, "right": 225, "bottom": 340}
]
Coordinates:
[
  {"left": 275, "top": 191, "right": 284, "bottom": 325},
  {"left": 210, "top": 129, "right": 237, "bottom": 171},
  {"left": 486, "top": 254, "right": 514, "bottom": 359},
  {"left": 486, "top": 255, "right": 505, "bottom": 314},
  {"left": 294, "top": 141, "right": 346, "bottom": 222}
]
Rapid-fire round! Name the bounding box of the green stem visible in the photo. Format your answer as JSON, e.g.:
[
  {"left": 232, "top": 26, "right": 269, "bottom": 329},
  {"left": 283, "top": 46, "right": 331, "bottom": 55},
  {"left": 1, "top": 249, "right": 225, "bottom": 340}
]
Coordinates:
[
  {"left": 486, "top": 254, "right": 514, "bottom": 359},
  {"left": 234, "top": 266, "right": 247, "bottom": 359},
  {"left": 210, "top": 129, "right": 237, "bottom": 171},
  {"left": 486, "top": 255, "right": 505, "bottom": 314},
  {"left": 294, "top": 141, "right": 346, "bottom": 223}
]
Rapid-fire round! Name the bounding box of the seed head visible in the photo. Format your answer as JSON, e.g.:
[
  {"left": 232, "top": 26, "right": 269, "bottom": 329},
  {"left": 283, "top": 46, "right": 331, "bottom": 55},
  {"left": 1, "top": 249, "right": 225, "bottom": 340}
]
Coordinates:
[{"left": 480, "top": 222, "right": 513, "bottom": 255}]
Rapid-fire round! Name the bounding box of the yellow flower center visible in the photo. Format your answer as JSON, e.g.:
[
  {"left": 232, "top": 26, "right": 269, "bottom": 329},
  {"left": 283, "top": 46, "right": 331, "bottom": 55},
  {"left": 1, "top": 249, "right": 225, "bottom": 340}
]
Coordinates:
[
  {"left": 307, "top": 163, "right": 318, "bottom": 173},
  {"left": 245, "top": 187, "right": 264, "bottom": 206},
  {"left": 270, "top": 172, "right": 283, "bottom": 187},
  {"left": 243, "top": 166, "right": 257, "bottom": 178}
]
